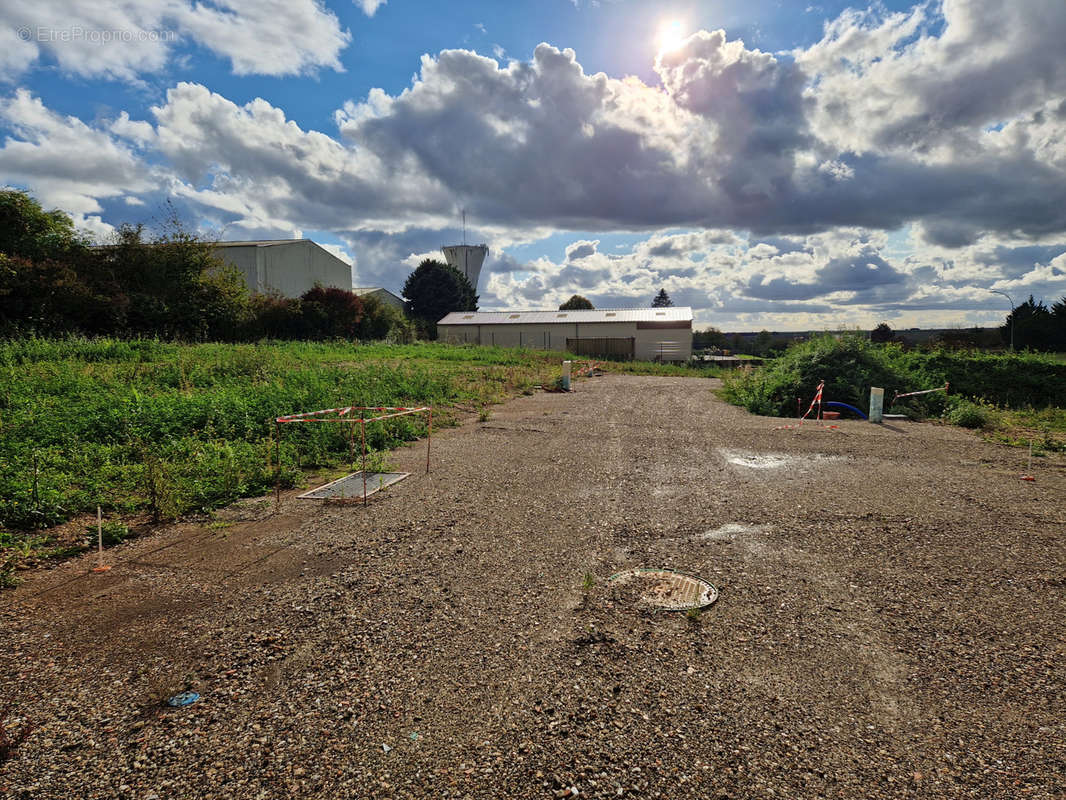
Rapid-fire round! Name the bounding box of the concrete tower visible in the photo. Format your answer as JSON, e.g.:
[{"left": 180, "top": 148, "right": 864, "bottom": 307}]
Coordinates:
[
  {"left": 442, "top": 209, "right": 488, "bottom": 292},
  {"left": 441, "top": 244, "right": 488, "bottom": 292}
]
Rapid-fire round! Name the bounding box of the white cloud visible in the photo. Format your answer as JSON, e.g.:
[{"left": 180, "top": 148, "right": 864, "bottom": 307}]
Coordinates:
[
  {"left": 1, "top": 0, "right": 350, "bottom": 81},
  {"left": 0, "top": 89, "right": 158, "bottom": 215},
  {"left": 318, "top": 241, "right": 355, "bottom": 266},
  {"left": 3, "top": 1, "right": 1066, "bottom": 327},
  {"left": 355, "top": 0, "right": 386, "bottom": 17},
  {"left": 796, "top": 0, "right": 1066, "bottom": 160}
]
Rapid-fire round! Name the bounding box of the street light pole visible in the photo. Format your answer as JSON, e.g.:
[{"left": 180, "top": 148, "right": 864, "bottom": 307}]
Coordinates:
[{"left": 988, "top": 289, "right": 1015, "bottom": 351}]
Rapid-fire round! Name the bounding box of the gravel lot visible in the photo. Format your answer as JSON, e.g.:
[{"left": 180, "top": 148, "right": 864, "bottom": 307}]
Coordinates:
[{"left": 2, "top": 375, "right": 1063, "bottom": 799}]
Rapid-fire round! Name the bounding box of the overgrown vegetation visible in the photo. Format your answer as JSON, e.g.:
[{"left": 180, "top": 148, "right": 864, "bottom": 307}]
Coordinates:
[
  {"left": 720, "top": 334, "right": 1066, "bottom": 449},
  {"left": 0, "top": 340, "right": 714, "bottom": 573},
  {"left": 0, "top": 340, "right": 541, "bottom": 540},
  {"left": 0, "top": 190, "right": 412, "bottom": 343}
]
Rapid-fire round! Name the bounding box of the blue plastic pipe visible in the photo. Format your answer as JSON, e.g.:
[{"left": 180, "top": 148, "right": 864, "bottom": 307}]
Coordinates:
[{"left": 824, "top": 401, "right": 868, "bottom": 419}]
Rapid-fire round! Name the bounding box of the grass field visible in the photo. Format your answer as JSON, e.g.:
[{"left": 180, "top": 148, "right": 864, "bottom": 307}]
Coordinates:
[{"left": 0, "top": 338, "right": 713, "bottom": 578}]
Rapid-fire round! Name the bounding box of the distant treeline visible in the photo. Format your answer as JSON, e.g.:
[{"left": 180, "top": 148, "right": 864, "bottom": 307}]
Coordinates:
[
  {"left": 0, "top": 189, "right": 412, "bottom": 342},
  {"left": 696, "top": 313, "right": 1066, "bottom": 357}
]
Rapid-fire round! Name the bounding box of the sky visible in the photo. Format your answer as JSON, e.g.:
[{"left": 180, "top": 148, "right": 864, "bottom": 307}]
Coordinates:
[{"left": 2, "top": 0, "right": 1065, "bottom": 331}]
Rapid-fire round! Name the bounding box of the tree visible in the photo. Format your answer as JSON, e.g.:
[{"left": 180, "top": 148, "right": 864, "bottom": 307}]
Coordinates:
[
  {"left": 402, "top": 259, "right": 478, "bottom": 339},
  {"left": 692, "top": 326, "right": 726, "bottom": 350},
  {"left": 0, "top": 189, "right": 84, "bottom": 262},
  {"left": 95, "top": 218, "right": 250, "bottom": 340},
  {"left": 1052, "top": 297, "right": 1066, "bottom": 352},
  {"left": 300, "top": 285, "right": 363, "bottom": 340},
  {"left": 870, "top": 322, "right": 894, "bottom": 343},
  {"left": 753, "top": 329, "right": 774, "bottom": 356},
  {"left": 0, "top": 253, "right": 115, "bottom": 336},
  {"left": 356, "top": 294, "right": 415, "bottom": 342},
  {"left": 1002, "top": 295, "right": 1056, "bottom": 351},
  {"left": 559, "top": 294, "right": 594, "bottom": 310},
  {"left": 652, "top": 288, "right": 673, "bottom": 307}
]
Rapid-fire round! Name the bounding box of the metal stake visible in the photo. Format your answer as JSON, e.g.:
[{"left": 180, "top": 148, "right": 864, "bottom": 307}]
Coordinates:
[
  {"left": 426, "top": 408, "right": 433, "bottom": 474},
  {"left": 360, "top": 418, "right": 367, "bottom": 506},
  {"left": 274, "top": 420, "right": 281, "bottom": 511}
]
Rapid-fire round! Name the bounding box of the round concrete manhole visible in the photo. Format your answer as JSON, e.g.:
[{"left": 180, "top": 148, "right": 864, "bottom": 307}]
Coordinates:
[{"left": 607, "top": 568, "right": 718, "bottom": 611}]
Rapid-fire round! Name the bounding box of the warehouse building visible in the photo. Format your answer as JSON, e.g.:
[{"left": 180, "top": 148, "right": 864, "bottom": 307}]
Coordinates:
[
  {"left": 213, "top": 239, "right": 352, "bottom": 297},
  {"left": 353, "top": 287, "right": 404, "bottom": 312},
  {"left": 437, "top": 307, "right": 693, "bottom": 362}
]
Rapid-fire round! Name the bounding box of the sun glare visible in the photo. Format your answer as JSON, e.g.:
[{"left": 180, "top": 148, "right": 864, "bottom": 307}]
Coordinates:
[{"left": 657, "top": 19, "right": 685, "bottom": 53}]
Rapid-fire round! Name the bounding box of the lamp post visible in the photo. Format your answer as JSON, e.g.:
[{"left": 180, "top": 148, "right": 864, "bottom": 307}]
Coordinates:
[{"left": 988, "top": 289, "right": 1014, "bottom": 351}]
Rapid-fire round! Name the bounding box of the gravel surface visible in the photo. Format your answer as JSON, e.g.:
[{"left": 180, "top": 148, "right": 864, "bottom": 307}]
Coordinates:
[{"left": 2, "top": 375, "right": 1064, "bottom": 799}]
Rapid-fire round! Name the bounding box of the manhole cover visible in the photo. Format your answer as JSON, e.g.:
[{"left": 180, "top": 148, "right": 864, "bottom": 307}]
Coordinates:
[
  {"left": 607, "top": 568, "right": 718, "bottom": 611},
  {"left": 297, "top": 471, "right": 409, "bottom": 500}
]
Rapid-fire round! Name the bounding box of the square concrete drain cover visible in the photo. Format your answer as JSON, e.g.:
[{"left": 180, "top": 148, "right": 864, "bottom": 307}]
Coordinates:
[{"left": 297, "top": 471, "right": 409, "bottom": 500}]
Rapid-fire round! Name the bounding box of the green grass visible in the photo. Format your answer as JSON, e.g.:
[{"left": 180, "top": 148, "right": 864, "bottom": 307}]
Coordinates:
[{"left": 0, "top": 338, "right": 718, "bottom": 566}]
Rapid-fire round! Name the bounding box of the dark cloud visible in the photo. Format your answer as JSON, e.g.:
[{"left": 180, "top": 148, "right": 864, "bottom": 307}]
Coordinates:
[
  {"left": 565, "top": 240, "right": 598, "bottom": 260},
  {"left": 973, "top": 244, "right": 1066, "bottom": 279},
  {"left": 744, "top": 248, "right": 905, "bottom": 302},
  {"left": 917, "top": 221, "right": 982, "bottom": 249}
]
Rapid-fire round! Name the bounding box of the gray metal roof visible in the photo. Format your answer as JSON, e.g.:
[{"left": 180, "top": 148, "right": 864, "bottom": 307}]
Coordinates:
[
  {"left": 212, "top": 239, "right": 310, "bottom": 247},
  {"left": 438, "top": 307, "right": 693, "bottom": 325}
]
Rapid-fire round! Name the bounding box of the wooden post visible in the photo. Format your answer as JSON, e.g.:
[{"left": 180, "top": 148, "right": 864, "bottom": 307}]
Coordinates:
[{"left": 92, "top": 506, "right": 111, "bottom": 573}]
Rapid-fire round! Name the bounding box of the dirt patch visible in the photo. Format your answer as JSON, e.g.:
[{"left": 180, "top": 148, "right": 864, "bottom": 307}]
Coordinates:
[
  {"left": 718, "top": 448, "right": 843, "bottom": 471},
  {"left": 1, "top": 375, "right": 1063, "bottom": 799}
]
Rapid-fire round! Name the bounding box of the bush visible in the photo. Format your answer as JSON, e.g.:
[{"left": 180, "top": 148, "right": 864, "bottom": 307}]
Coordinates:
[
  {"left": 299, "top": 286, "right": 363, "bottom": 340},
  {"left": 942, "top": 397, "right": 996, "bottom": 429},
  {"left": 249, "top": 293, "right": 304, "bottom": 339},
  {"left": 720, "top": 334, "right": 1066, "bottom": 419},
  {"left": 84, "top": 519, "right": 131, "bottom": 547},
  {"left": 356, "top": 295, "right": 415, "bottom": 342},
  {"left": 721, "top": 334, "right": 905, "bottom": 417}
]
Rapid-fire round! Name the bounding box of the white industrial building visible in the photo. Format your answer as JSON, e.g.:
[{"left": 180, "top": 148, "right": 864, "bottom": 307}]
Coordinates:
[
  {"left": 437, "top": 307, "right": 693, "bottom": 362},
  {"left": 213, "top": 239, "right": 352, "bottom": 297},
  {"left": 352, "top": 287, "right": 405, "bottom": 312}
]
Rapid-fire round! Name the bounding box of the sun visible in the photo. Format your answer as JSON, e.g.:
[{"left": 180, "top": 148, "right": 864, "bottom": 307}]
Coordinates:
[{"left": 657, "top": 19, "right": 686, "bottom": 53}]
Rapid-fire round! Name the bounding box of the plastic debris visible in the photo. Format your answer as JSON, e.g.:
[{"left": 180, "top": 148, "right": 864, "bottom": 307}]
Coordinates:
[{"left": 166, "top": 691, "right": 199, "bottom": 708}]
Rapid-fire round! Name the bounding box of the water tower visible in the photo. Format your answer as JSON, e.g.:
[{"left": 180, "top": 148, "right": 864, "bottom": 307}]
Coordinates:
[{"left": 441, "top": 210, "right": 488, "bottom": 292}]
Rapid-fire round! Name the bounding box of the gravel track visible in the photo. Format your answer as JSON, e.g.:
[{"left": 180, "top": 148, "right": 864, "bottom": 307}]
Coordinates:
[{"left": 2, "top": 375, "right": 1063, "bottom": 799}]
